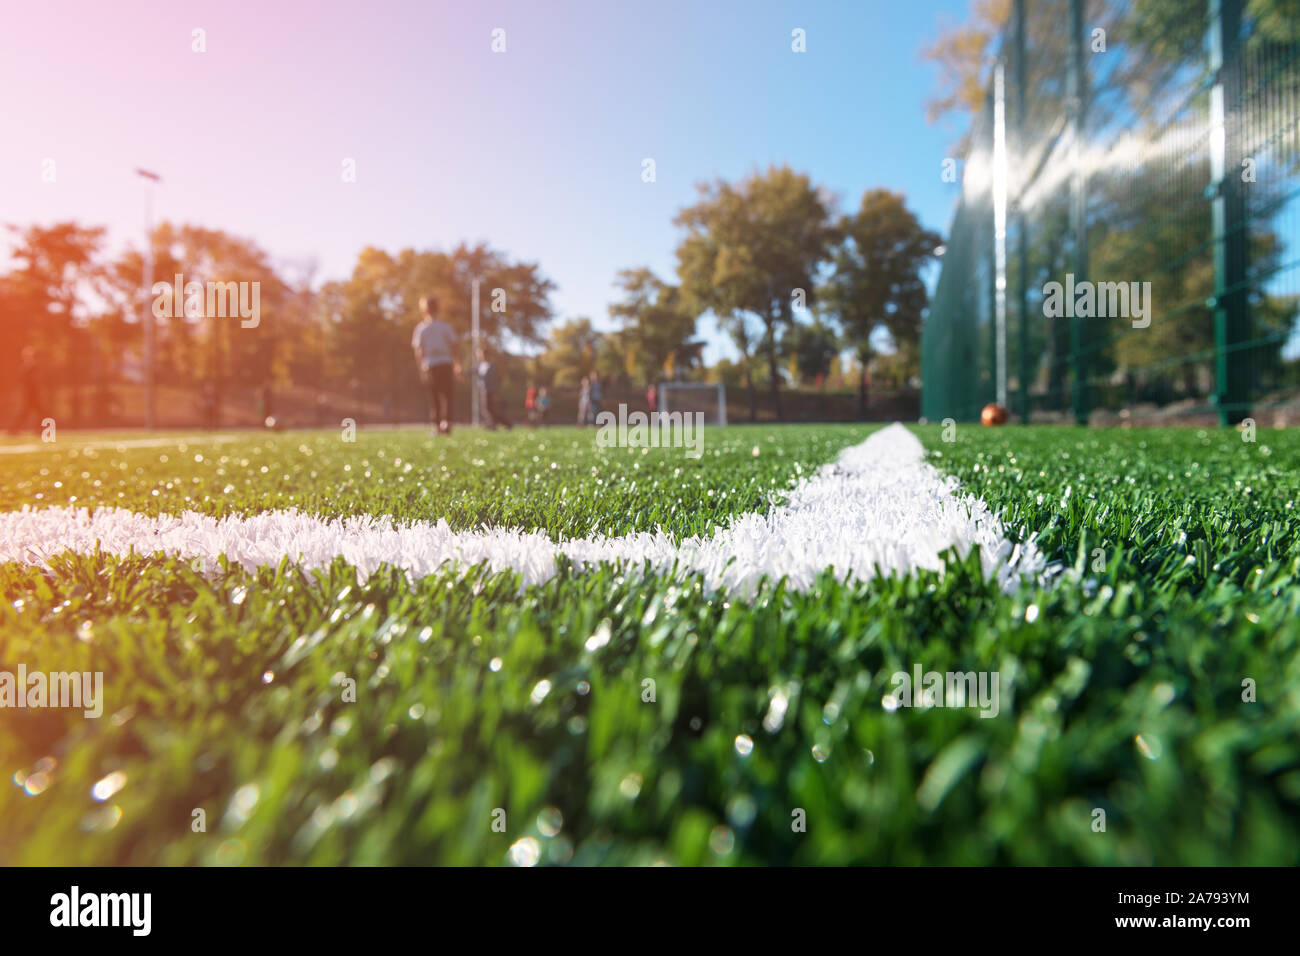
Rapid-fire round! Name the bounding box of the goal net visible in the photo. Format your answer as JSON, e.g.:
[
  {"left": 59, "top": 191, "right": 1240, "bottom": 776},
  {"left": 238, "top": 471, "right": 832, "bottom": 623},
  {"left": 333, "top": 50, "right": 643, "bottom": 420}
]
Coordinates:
[{"left": 658, "top": 382, "right": 727, "bottom": 426}]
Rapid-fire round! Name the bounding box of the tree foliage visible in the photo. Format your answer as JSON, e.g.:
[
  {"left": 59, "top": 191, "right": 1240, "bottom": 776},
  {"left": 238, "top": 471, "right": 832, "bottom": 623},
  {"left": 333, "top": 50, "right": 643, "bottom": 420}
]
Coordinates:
[{"left": 675, "top": 165, "right": 837, "bottom": 420}]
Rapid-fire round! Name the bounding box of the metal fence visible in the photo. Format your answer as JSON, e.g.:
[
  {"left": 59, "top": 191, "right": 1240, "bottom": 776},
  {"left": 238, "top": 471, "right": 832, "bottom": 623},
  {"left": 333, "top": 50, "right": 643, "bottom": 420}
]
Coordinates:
[{"left": 922, "top": 0, "right": 1300, "bottom": 426}]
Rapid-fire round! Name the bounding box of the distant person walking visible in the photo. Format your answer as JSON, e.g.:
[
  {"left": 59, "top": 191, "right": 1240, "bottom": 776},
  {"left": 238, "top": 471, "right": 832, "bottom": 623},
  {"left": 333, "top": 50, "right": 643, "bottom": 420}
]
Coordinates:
[
  {"left": 412, "top": 295, "right": 458, "bottom": 435},
  {"left": 476, "top": 346, "right": 511, "bottom": 429},
  {"left": 588, "top": 371, "right": 603, "bottom": 425},
  {"left": 525, "top": 382, "right": 537, "bottom": 427},
  {"left": 537, "top": 386, "right": 551, "bottom": 424},
  {"left": 646, "top": 383, "right": 657, "bottom": 414},
  {"left": 8, "top": 347, "right": 47, "bottom": 435},
  {"left": 577, "top": 375, "right": 590, "bottom": 426}
]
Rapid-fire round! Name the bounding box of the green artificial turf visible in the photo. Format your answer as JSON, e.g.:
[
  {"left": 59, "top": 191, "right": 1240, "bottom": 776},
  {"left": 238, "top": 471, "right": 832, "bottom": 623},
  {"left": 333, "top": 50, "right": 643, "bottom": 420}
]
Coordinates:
[
  {"left": 0, "top": 425, "right": 867, "bottom": 540},
  {"left": 1, "top": 423, "right": 1298, "bottom": 865}
]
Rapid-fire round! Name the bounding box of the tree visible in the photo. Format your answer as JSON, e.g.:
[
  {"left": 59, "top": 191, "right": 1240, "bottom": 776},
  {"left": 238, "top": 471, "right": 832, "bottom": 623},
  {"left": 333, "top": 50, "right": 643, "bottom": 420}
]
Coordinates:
[
  {"left": 4, "top": 222, "right": 107, "bottom": 422},
  {"left": 719, "top": 313, "right": 761, "bottom": 421},
  {"left": 595, "top": 330, "right": 631, "bottom": 386},
  {"left": 707, "top": 357, "right": 749, "bottom": 389},
  {"left": 393, "top": 242, "right": 556, "bottom": 350},
  {"left": 534, "top": 317, "right": 603, "bottom": 387},
  {"left": 607, "top": 268, "right": 700, "bottom": 385},
  {"left": 822, "top": 190, "right": 940, "bottom": 417},
  {"left": 319, "top": 242, "right": 557, "bottom": 417},
  {"left": 170, "top": 224, "right": 293, "bottom": 395},
  {"left": 920, "top": 0, "right": 1010, "bottom": 130},
  {"left": 782, "top": 319, "right": 840, "bottom": 387},
  {"left": 675, "top": 166, "right": 837, "bottom": 421}
]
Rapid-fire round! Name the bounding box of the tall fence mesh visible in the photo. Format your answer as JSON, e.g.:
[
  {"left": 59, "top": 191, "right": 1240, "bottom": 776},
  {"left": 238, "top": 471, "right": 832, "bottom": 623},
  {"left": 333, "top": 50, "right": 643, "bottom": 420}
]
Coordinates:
[{"left": 922, "top": 0, "right": 1300, "bottom": 426}]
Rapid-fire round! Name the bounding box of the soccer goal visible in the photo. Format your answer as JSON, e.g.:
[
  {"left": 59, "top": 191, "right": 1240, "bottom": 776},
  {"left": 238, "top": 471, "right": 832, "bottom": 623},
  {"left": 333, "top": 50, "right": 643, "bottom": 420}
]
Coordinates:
[{"left": 658, "top": 381, "right": 727, "bottom": 426}]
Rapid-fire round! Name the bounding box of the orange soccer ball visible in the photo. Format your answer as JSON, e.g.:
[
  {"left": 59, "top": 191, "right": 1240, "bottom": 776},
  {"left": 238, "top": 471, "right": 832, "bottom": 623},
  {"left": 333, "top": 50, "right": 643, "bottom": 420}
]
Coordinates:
[{"left": 981, "top": 403, "right": 1009, "bottom": 427}]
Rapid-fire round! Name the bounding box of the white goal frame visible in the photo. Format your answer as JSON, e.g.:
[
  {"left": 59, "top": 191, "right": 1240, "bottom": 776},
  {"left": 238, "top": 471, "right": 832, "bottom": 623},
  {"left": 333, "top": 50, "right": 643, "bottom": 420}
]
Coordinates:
[{"left": 658, "top": 381, "right": 726, "bottom": 426}]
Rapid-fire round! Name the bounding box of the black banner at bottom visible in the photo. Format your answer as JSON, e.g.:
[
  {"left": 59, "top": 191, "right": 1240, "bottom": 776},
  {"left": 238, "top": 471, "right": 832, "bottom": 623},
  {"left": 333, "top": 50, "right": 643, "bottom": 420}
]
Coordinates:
[{"left": 0, "top": 865, "right": 1280, "bottom": 941}]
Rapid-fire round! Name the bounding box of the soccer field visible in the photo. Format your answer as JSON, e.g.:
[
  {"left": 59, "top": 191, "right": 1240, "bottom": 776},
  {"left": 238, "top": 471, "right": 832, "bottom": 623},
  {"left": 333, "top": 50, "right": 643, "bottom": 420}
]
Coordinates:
[{"left": 1, "top": 423, "right": 1298, "bottom": 865}]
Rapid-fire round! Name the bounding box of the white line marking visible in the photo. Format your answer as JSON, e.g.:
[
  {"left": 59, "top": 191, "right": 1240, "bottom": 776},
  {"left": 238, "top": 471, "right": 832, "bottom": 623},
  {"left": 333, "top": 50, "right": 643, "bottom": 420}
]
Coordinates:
[{"left": 0, "top": 424, "right": 1048, "bottom": 594}]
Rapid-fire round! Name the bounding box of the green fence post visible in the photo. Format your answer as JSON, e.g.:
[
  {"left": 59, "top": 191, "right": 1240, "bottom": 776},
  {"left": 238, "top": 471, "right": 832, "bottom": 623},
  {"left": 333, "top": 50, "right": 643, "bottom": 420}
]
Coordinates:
[
  {"left": 1067, "top": 0, "right": 1090, "bottom": 425},
  {"left": 1209, "top": 0, "right": 1250, "bottom": 426}
]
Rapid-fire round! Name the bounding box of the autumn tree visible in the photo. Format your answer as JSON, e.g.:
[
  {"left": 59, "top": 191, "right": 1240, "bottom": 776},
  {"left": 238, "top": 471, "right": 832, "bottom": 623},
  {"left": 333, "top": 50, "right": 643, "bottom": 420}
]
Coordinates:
[
  {"left": 3, "top": 222, "right": 107, "bottom": 422},
  {"left": 822, "top": 190, "right": 940, "bottom": 417},
  {"left": 675, "top": 166, "right": 837, "bottom": 421},
  {"left": 533, "top": 317, "right": 604, "bottom": 388},
  {"left": 782, "top": 319, "right": 840, "bottom": 387},
  {"left": 607, "top": 268, "right": 699, "bottom": 386}
]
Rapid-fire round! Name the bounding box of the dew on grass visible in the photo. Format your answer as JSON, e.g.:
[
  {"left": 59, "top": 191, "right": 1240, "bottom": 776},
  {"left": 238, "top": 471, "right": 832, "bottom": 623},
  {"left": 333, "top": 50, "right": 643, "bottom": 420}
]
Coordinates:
[
  {"left": 619, "top": 773, "right": 642, "bottom": 799},
  {"left": 80, "top": 804, "right": 122, "bottom": 832},
  {"left": 727, "top": 795, "right": 757, "bottom": 828},
  {"left": 537, "top": 807, "right": 563, "bottom": 837},
  {"left": 763, "top": 687, "right": 790, "bottom": 733},
  {"left": 331, "top": 791, "right": 360, "bottom": 820},
  {"left": 709, "top": 825, "right": 735, "bottom": 856},
  {"left": 215, "top": 839, "right": 247, "bottom": 865},
  {"left": 91, "top": 770, "right": 127, "bottom": 802},
  {"left": 530, "top": 679, "right": 552, "bottom": 705},
  {"left": 1134, "top": 734, "right": 1163, "bottom": 761},
  {"left": 228, "top": 783, "right": 261, "bottom": 823},
  {"left": 506, "top": 837, "right": 540, "bottom": 867}
]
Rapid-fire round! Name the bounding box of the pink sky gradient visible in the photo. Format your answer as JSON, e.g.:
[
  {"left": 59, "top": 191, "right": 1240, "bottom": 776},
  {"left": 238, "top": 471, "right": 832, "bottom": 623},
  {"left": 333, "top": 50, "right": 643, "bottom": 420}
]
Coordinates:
[{"left": 3, "top": 0, "right": 969, "bottom": 360}]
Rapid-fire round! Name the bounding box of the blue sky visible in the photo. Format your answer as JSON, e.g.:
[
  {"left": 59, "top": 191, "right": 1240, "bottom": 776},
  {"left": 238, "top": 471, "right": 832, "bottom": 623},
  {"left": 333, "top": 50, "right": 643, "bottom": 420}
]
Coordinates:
[{"left": 3, "top": 0, "right": 972, "bottom": 361}]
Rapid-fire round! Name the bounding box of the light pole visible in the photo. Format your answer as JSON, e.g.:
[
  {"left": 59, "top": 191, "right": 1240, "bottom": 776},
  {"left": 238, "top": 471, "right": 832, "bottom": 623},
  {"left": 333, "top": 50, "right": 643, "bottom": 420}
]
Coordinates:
[
  {"left": 470, "top": 277, "right": 481, "bottom": 427},
  {"left": 992, "top": 59, "right": 1008, "bottom": 410},
  {"left": 135, "top": 168, "right": 162, "bottom": 429}
]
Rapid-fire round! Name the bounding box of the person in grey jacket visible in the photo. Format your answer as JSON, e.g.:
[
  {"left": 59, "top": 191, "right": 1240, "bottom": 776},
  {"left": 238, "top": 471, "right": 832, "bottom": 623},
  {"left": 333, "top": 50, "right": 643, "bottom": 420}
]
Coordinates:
[{"left": 411, "top": 296, "right": 459, "bottom": 434}]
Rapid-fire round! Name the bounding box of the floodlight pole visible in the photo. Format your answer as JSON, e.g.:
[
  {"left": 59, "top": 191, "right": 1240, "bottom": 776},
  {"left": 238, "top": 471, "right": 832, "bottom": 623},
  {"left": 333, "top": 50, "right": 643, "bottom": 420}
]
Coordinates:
[
  {"left": 136, "top": 168, "right": 162, "bottom": 430},
  {"left": 1013, "top": 0, "right": 1031, "bottom": 424},
  {"left": 1066, "top": 0, "right": 1090, "bottom": 425},
  {"left": 470, "top": 277, "right": 481, "bottom": 427},
  {"left": 1210, "top": 0, "right": 1249, "bottom": 426},
  {"left": 992, "top": 59, "right": 1009, "bottom": 410}
]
